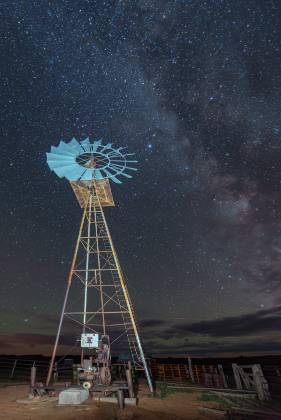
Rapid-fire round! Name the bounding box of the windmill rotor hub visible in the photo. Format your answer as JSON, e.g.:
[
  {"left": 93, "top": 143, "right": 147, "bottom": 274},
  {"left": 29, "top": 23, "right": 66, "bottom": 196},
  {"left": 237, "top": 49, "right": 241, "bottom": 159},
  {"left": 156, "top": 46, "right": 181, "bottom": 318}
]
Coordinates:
[{"left": 76, "top": 152, "right": 109, "bottom": 169}]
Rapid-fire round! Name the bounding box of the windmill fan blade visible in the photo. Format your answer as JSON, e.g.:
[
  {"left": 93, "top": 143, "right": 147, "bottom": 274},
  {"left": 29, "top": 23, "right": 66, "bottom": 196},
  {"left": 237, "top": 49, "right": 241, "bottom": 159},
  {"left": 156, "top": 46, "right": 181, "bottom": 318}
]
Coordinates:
[
  {"left": 69, "top": 138, "right": 80, "bottom": 147},
  {"left": 47, "top": 161, "right": 76, "bottom": 171},
  {"left": 125, "top": 166, "right": 138, "bottom": 171},
  {"left": 89, "top": 142, "right": 99, "bottom": 153},
  {"left": 54, "top": 166, "right": 85, "bottom": 179},
  {"left": 80, "top": 138, "right": 90, "bottom": 149},
  {"left": 103, "top": 168, "right": 122, "bottom": 184},
  {"left": 58, "top": 141, "right": 77, "bottom": 154},
  {"left": 80, "top": 169, "right": 94, "bottom": 181},
  {"left": 63, "top": 167, "right": 86, "bottom": 180},
  {"left": 50, "top": 147, "right": 75, "bottom": 157},
  {"left": 119, "top": 171, "right": 132, "bottom": 178},
  {"left": 47, "top": 154, "right": 75, "bottom": 163},
  {"left": 47, "top": 152, "right": 74, "bottom": 160},
  {"left": 69, "top": 138, "right": 83, "bottom": 154},
  {"left": 48, "top": 162, "right": 76, "bottom": 171},
  {"left": 99, "top": 143, "right": 112, "bottom": 153},
  {"left": 110, "top": 159, "right": 138, "bottom": 164}
]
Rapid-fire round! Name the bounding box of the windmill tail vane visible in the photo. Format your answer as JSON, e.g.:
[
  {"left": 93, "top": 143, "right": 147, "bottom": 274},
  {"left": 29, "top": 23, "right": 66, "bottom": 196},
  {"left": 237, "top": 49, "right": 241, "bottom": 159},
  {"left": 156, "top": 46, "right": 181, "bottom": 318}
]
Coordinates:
[{"left": 46, "top": 137, "right": 138, "bottom": 183}]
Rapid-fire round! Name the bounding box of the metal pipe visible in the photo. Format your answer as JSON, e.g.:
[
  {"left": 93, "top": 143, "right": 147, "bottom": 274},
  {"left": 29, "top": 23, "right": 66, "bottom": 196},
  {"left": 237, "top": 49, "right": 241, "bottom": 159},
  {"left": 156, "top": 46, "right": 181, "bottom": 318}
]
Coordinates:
[
  {"left": 93, "top": 184, "right": 106, "bottom": 335},
  {"left": 81, "top": 193, "right": 92, "bottom": 365},
  {"left": 83, "top": 193, "right": 92, "bottom": 327},
  {"left": 117, "top": 389, "right": 124, "bottom": 409},
  {"left": 126, "top": 368, "right": 134, "bottom": 398},
  {"left": 46, "top": 281, "right": 71, "bottom": 387},
  {"left": 30, "top": 366, "right": 36, "bottom": 397}
]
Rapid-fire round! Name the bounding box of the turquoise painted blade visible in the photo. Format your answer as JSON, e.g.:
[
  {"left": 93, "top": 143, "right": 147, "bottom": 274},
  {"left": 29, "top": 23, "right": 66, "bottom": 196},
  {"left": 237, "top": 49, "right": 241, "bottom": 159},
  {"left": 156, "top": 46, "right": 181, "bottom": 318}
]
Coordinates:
[
  {"left": 50, "top": 146, "right": 74, "bottom": 157},
  {"left": 47, "top": 161, "right": 75, "bottom": 171},
  {"left": 125, "top": 166, "right": 138, "bottom": 171},
  {"left": 123, "top": 153, "right": 135, "bottom": 157},
  {"left": 69, "top": 138, "right": 84, "bottom": 153},
  {"left": 47, "top": 153, "right": 74, "bottom": 161},
  {"left": 47, "top": 162, "right": 76, "bottom": 170},
  {"left": 47, "top": 152, "right": 75, "bottom": 161},
  {"left": 62, "top": 166, "right": 85, "bottom": 180},
  {"left": 99, "top": 143, "right": 112, "bottom": 152},
  {"left": 81, "top": 137, "right": 90, "bottom": 147},
  {"left": 80, "top": 169, "right": 93, "bottom": 181},
  {"left": 80, "top": 138, "right": 91, "bottom": 152},
  {"left": 69, "top": 138, "right": 80, "bottom": 147},
  {"left": 89, "top": 140, "right": 101, "bottom": 153},
  {"left": 110, "top": 159, "right": 138, "bottom": 164},
  {"left": 47, "top": 160, "right": 75, "bottom": 170},
  {"left": 107, "top": 150, "right": 121, "bottom": 158},
  {"left": 53, "top": 166, "right": 71, "bottom": 177},
  {"left": 110, "top": 163, "right": 125, "bottom": 171},
  {"left": 47, "top": 157, "right": 75, "bottom": 167},
  {"left": 119, "top": 171, "right": 132, "bottom": 178},
  {"left": 103, "top": 168, "right": 122, "bottom": 184},
  {"left": 48, "top": 162, "right": 67, "bottom": 171},
  {"left": 58, "top": 141, "right": 79, "bottom": 154}
]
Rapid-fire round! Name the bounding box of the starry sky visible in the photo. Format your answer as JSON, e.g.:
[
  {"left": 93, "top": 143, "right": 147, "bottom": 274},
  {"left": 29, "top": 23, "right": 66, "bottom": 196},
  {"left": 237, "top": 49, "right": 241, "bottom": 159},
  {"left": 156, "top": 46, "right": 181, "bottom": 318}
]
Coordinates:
[{"left": 1, "top": 0, "right": 281, "bottom": 357}]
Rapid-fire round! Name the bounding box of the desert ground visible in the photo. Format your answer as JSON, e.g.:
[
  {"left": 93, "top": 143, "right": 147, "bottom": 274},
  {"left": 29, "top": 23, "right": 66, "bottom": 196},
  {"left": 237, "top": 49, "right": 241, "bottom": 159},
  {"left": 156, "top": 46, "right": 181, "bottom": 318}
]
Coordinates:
[{"left": 0, "top": 383, "right": 226, "bottom": 420}]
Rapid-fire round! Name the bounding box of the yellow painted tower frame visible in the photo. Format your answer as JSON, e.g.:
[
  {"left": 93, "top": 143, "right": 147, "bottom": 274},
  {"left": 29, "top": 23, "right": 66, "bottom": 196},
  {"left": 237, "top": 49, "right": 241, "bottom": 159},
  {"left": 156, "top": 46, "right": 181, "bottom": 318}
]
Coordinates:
[{"left": 46, "top": 180, "right": 153, "bottom": 392}]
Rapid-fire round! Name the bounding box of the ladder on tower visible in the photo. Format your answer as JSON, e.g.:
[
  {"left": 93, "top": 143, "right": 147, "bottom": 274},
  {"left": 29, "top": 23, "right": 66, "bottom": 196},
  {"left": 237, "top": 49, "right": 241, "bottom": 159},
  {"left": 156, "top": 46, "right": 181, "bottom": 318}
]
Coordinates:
[{"left": 102, "top": 234, "right": 146, "bottom": 370}]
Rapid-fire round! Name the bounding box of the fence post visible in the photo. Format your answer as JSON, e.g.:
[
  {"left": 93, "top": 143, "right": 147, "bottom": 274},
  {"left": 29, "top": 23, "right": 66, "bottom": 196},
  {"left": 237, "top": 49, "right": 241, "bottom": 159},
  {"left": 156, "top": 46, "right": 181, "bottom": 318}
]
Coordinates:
[
  {"left": 117, "top": 389, "right": 124, "bottom": 409},
  {"left": 10, "top": 359, "right": 18, "bottom": 379},
  {"left": 30, "top": 366, "right": 36, "bottom": 397},
  {"left": 252, "top": 364, "right": 271, "bottom": 401},
  {"left": 195, "top": 365, "right": 199, "bottom": 383},
  {"left": 177, "top": 364, "right": 182, "bottom": 383},
  {"left": 126, "top": 367, "right": 134, "bottom": 398},
  {"left": 232, "top": 364, "right": 242, "bottom": 389},
  {"left": 188, "top": 357, "right": 195, "bottom": 383},
  {"left": 218, "top": 364, "right": 228, "bottom": 388},
  {"left": 53, "top": 362, "right": 58, "bottom": 382}
]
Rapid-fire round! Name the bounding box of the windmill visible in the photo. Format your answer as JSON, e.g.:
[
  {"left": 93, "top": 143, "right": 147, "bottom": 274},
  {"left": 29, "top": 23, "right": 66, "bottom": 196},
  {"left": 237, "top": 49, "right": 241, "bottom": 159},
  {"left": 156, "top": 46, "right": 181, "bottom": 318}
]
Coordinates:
[{"left": 45, "top": 137, "right": 153, "bottom": 392}]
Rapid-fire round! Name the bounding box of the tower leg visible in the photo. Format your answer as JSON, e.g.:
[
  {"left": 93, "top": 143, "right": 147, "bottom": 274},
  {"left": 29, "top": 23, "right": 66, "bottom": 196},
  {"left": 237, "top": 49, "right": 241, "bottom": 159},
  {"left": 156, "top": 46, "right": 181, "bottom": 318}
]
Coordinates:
[
  {"left": 94, "top": 188, "right": 154, "bottom": 393},
  {"left": 46, "top": 281, "right": 71, "bottom": 387},
  {"left": 46, "top": 199, "right": 89, "bottom": 387}
]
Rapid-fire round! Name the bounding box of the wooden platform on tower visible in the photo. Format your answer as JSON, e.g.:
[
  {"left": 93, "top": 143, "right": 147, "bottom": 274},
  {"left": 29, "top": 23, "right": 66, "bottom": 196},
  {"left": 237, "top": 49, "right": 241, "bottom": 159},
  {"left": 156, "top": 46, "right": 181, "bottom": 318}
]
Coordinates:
[{"left": 70, "top": 179, "right": 115, "bottom": 207}]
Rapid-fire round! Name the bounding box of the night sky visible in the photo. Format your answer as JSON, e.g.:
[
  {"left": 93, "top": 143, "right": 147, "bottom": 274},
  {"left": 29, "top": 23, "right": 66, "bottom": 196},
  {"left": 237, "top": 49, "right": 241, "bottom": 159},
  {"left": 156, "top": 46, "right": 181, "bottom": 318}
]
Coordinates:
[{"left": 1, "top": 0, "right": 281, "bottom": 357}]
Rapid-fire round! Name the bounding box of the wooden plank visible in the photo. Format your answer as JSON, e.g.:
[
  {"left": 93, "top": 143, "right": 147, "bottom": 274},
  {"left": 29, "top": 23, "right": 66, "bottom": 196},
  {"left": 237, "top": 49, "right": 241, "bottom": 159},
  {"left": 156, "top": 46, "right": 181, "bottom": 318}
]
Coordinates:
[{"left": 218, "top": 364, "right": 227, "bottom": 388}]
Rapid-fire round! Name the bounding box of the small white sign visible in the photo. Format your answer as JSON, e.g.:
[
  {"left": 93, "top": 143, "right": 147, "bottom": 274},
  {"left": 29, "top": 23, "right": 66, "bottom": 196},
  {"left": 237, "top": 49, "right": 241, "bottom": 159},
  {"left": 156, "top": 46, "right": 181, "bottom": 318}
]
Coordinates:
[{"left": 81, "top": 333, "right": 99, "bottom": 348}]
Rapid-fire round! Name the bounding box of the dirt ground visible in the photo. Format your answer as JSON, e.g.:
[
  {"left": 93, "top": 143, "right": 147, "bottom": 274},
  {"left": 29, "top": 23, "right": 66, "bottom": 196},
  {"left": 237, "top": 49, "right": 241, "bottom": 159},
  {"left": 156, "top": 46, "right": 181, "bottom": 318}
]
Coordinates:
[{"left": 0, "top": 383, "right": 224, "bottom": 420}]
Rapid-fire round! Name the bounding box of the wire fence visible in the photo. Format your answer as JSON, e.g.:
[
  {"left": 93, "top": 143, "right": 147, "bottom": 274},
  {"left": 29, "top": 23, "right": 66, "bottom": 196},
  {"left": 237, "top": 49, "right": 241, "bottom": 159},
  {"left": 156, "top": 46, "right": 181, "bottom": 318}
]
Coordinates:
[
  {"left": 0, "top": 357, "right": 74, "bottom": 385},
  {"left": 0, "top": 357, "right": 131, "bottom": 386}
]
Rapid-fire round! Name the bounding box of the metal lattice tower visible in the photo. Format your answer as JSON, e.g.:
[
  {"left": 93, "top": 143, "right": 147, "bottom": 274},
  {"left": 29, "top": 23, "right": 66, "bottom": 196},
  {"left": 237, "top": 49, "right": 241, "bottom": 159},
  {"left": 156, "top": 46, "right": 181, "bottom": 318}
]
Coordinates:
[{"left": 45, "top": 138, "right": 153, "bottom": 392}]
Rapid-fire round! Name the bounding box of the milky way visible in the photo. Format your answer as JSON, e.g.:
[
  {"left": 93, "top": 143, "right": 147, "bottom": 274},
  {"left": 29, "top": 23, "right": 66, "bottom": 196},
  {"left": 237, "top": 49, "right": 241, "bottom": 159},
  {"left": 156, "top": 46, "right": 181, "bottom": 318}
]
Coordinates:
[{"left": 1, "top": 0, "right": 281, "bottom": 356}]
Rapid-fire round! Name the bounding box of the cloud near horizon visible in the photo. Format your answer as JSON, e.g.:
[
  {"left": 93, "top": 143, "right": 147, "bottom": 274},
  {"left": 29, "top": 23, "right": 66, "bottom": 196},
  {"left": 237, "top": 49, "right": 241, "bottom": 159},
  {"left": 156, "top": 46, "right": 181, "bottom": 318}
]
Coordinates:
[{"left": 1, "top": 306, "right": 280, "bottom": 356}]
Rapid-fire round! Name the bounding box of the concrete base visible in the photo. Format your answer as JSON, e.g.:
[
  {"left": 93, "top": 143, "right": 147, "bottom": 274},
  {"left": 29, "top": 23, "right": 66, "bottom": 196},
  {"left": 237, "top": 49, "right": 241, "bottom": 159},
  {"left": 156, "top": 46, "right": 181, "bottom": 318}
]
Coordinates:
[{"left": 59, "top": 388, "right": 89, "bottom": 405}]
